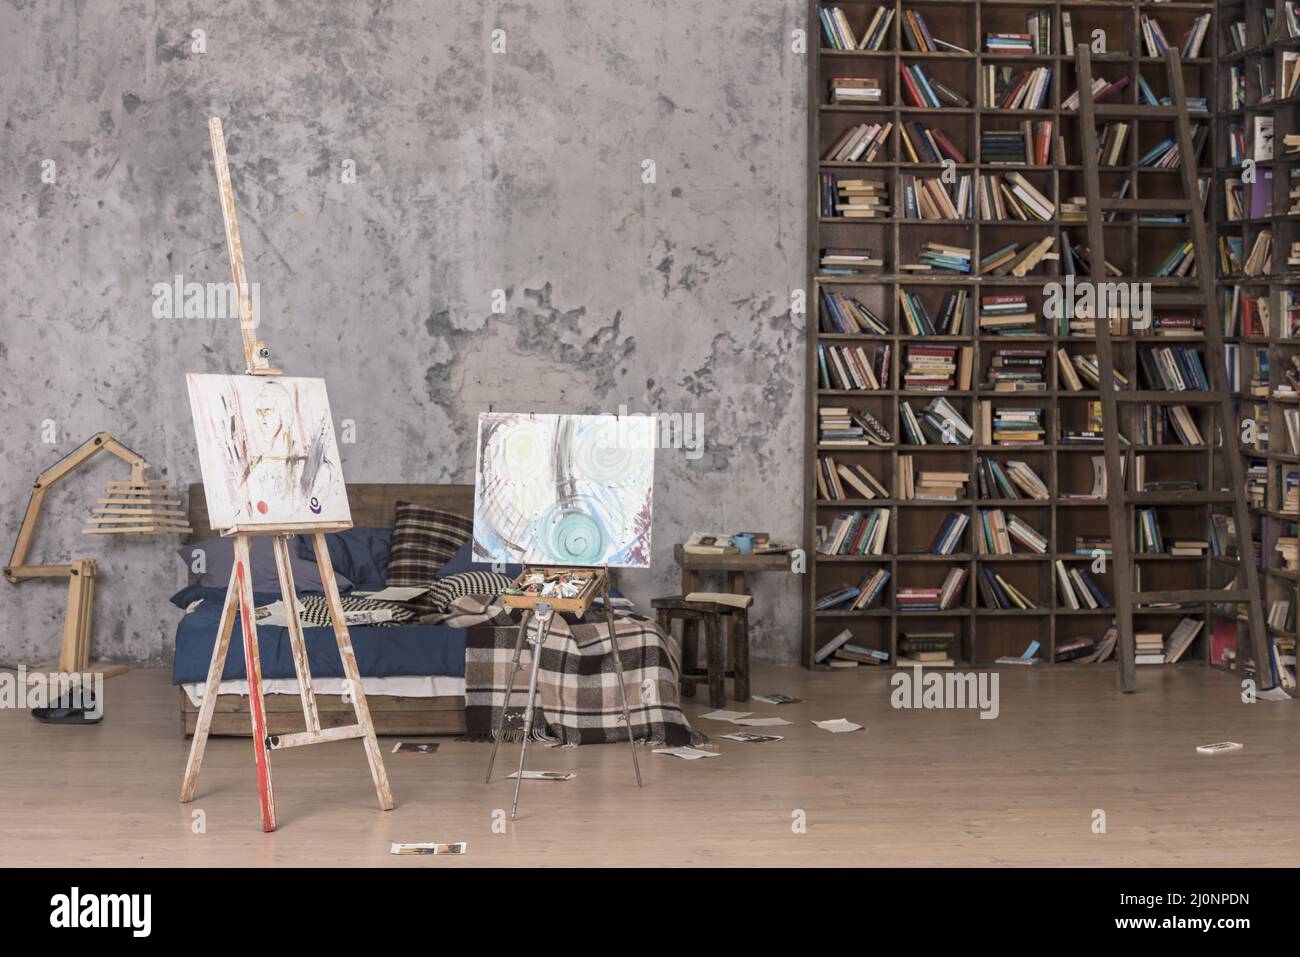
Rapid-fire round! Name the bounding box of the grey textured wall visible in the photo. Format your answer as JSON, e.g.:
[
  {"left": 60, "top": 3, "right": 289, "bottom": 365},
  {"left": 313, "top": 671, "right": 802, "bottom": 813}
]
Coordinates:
[{"left": 0, "top": 0, "right": 808, "bottom": 666}]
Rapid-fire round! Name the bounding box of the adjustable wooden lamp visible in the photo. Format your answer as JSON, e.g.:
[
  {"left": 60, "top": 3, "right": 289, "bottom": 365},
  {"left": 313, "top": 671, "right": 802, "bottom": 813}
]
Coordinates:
[{"left": 3, "top": 432, "right": 191, "bottom": 677}]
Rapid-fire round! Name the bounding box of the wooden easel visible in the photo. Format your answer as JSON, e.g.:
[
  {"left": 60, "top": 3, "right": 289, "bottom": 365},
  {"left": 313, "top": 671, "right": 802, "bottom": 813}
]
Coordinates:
[
  {"left": 486, "top": 566, "right": 640, "bottom": 819},
  {"left": 179, "top": 117, "right": 392, "bottom": 832}
]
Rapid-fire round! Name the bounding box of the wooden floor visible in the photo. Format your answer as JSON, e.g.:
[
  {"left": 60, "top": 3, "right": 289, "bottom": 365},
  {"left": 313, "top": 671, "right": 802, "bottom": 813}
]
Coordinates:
[{"left": 1, "top": 663, "right": 1296, "bottom": 867}]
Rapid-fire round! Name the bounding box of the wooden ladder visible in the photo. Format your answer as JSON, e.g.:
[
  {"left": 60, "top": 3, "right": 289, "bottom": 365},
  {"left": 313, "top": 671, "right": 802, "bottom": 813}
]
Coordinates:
[{"left": 1075, "top": 45, "right": 1272, "bottom": 693}]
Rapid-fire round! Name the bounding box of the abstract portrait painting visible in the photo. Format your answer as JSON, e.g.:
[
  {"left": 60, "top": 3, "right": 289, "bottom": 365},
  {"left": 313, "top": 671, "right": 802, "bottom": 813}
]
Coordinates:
[
  {"left": 186, "top": 373, "right": 352, "bottom": 530},
  {"left": 473, "top": 412, "right": 654, "bottom": 568}
]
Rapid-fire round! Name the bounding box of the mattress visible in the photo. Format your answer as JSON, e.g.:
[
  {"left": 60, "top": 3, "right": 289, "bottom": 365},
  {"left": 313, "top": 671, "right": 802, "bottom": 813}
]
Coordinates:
[
  {"left": 180, "top": 675, "right": 466, "bottom": 705},
  {"left": 171, "top": 587, "right": 468, "bottom": 686}
]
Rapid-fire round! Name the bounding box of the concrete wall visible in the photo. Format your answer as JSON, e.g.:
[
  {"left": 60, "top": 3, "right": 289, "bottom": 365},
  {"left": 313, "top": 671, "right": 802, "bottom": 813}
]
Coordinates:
[{"left": 0, "top": 0, "right": 808, "bottom": 666}]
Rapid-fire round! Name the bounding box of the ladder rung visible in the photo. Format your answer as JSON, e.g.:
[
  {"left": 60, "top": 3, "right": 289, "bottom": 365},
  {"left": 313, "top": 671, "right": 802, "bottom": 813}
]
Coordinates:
[
  {"left": 1093, "top": 104, "right": 1179, "bottom": 118},
  {"left": 1124, "top": 492, "right": 1233, "bottom": 504},
  {"left": 266, "top": 725, "right": 367, "bottom": 750},
  {"left": 1099, "top": 198, "right": 1193, "bottom": 212},
  {"left": 1133, "top": 590, "right": 1248, "bottom": 604},
  {"left": 1115, "top": 391, "right": 1221, "bottom": 404}
]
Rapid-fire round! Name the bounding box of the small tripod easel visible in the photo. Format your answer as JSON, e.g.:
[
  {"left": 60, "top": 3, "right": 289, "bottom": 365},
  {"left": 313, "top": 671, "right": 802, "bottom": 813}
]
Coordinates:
[
  {"left": 179, "top": 117, "right": 393, "bottom": 831},
  {"left": 485, "top": 566, "right": 641, "bottom": 819}
]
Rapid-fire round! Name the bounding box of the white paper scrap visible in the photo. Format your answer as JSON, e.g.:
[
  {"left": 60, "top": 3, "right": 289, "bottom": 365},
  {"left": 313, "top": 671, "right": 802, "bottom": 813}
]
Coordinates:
[
  {"left": 653, "top": 746, "right": 721, "bottom": 760},
  {"left": 700, "top": 710, "right": 752, "bottom": 721},
  {"left": 812, "top": 718, "right": 864, "bottom": 733},
  {"left": 731, "top": 716, "right": 792, "bottom": 727}
]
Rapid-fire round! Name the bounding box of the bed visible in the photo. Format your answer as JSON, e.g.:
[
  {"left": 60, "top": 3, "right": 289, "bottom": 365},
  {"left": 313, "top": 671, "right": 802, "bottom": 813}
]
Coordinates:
[{"left": 174, "top": 483, "right": 474, "bottom": 737}]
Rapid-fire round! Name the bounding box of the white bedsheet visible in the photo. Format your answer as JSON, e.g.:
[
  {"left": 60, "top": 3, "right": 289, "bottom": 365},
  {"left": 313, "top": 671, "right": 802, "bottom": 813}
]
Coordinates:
[{"left": 182, "top": 674, "right": 466, "bottom": 706}]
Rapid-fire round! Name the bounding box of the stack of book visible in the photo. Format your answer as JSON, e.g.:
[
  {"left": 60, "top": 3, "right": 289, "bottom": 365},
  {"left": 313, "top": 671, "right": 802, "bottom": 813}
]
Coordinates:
[
  {"left": 979, "top": 294, "right": 1036, "bottom": 335},
  {"left": 1074, "top": 535, "right": 1111, "bottom": 556},
  {"left": 901, "top": 397, "right": 974, "bottom": 445},
  {"left": 903, "top": 344, "right": 971, "bottom": 392},
  {"left": 985, "top": 347, "right": 1047, "bottom": 392},
  {"left": 823, "top": 121, "right": 892, "bottom": 163},
  {"left": 1054, "top": 560, "right": 1111, "bottom": 609},
  {"left": 820, "top": 173, "right": 890, "bottom": 218},
  {"left": 911, "top": 242, "right": 972, "bottom": 273},
  {"left": 978, "top": 237, "right": 1057, "bottom": 276},
  {"left": 982, "top": 403, "right": 1045, "bottom": 446},
  {"left": 818, "top": 406, "right": 893, "bottom": 446},
  {"left": 898, "top": 458, "right": 968, "bottom": 501},
  {"left": 1138, "top": 347, "right": 1210, "bottom": 391},
  {"left": 819, "top": 5, "right": 894, "bottom": 50},
  {"left": 985, "top": 33, "right": 1035, "bottom": 54},
  {"left": 817, "top": 509, "right": 891, "bottom": 556},
  {"left": 982, "top": 128, "right": 1030, "bottom": 165},
  {"left": 819, "top": 289, "right": 889, "bottom": 335},
  {"left": 1135, "top": 631, "right": 1166, "bottom": 665},
  {"left": 1276, "top": 535, "right": 1298, "bottom": 572},
  {"left": 818, "top": 342, "right": 886, "bottom": 391},
  {"left": 977, "top": 568, "right": 1037, "bottom": 609},
  {"left": 976, "top": 509, "right": 1048, "bottom": 555},
  {"left": 828, "top": 76, "right": 883, "bottom": 106},
  {"left": 817, "top": 456, "right": 889, "bottom": 501},
  {"left": 819, "top": 248, "right": 884, "bottom": 274},
  {"left": 898, "top": 631, "right": 957, "bottom": 666}
]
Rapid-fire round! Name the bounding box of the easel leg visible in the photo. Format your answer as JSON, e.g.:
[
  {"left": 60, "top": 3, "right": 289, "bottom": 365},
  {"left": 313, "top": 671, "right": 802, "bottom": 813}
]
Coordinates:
[
  {"left": 604, "top": 574, "right": 641, "bottom": 787},
  {"left": 233, "top": 536, "right": 276, "bottom": 832},
  {"left": 487, "top": 608, "right": 532, "bottom": 783},
  {"left": 511, "top": 611, "right": 550, "bottom": 821},
  {"left": 312, "top": 533, "right": 393, "bottom": 811},
  {"left": 180, "top": 571, "right": 239, "bottom": 803},
  {"left": 271, "top": 535, "right": 319, "bottom": 732},
  {"left": 57, "top": 563, "right": 87, "bottom": 675}
]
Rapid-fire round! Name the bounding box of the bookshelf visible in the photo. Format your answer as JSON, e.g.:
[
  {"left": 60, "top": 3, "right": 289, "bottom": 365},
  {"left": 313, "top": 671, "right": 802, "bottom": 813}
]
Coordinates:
[
  {"left": 803, "top": 0, "right": 1226, "bottom": 670},
  {"left": 1217, "top": 0, "right": 1300, "bottom": 685}
]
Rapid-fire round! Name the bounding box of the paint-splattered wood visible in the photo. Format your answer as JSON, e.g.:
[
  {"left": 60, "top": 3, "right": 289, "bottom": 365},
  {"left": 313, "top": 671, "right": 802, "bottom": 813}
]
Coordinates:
[
  {"left": 180, "top": 573, "right": 240, "bottom": 804},
  {"left": 271, "top": 535, "right": 320, "bottom": 732},
  {"left": 312, "top": 532, "right": 394, "bottom": 811},
  {"left": 232, "top": 536, "right": 277, "bottom": 831}
]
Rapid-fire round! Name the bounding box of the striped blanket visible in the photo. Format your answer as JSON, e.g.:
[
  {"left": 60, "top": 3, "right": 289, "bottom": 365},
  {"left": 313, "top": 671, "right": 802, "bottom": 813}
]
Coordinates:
[{"left": 461, "top": 604, "right": 704, "bottom": 747}]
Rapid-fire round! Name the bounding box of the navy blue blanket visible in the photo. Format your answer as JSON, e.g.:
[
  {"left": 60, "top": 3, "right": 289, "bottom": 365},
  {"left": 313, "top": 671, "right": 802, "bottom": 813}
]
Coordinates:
[{"left": 170, "top": 586, "right": 467, "bottom": 685}]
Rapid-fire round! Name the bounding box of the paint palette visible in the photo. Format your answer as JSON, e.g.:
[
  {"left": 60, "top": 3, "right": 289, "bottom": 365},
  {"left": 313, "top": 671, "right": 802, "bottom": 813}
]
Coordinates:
[{"left": 500, "top": 567, "right": 603, "bottom": 616}]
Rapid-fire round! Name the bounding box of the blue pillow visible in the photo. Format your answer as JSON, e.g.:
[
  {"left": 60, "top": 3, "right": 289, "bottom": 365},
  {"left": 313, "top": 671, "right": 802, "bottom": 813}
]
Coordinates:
[
  {"left": 297, "top": 527, "right": 393, "bottom": 586},
  {"left": 177, "top": 536, "right": 352, "bottom": 596},
  {"left": 436, "top": 538, "right": 523, "bottom": 580}
]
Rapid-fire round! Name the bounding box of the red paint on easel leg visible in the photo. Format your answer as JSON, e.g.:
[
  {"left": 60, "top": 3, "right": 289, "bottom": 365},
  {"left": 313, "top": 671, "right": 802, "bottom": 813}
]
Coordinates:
[{"left": 236, "top": 559, "right": 276, "bottom": 832}]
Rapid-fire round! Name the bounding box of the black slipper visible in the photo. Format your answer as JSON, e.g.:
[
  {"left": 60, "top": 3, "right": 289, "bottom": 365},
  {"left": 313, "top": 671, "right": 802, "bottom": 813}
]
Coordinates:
[{"left": 31, "top": 690, "right": 103, "bottom": 724}]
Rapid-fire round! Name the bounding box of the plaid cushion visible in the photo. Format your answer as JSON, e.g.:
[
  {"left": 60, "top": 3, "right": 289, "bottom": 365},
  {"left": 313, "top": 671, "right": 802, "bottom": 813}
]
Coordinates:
[
  {"left": 427, "top": 571, "right": 513, "bottom": 614},
  {"left": 386, "top": 502, "right": 474, "bottom": 591}
]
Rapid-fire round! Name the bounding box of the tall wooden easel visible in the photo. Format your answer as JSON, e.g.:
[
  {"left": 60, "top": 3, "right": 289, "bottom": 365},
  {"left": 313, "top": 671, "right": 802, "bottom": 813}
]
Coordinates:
[{"left": 179, "top": 118, "right": 393, "bottom": 831}]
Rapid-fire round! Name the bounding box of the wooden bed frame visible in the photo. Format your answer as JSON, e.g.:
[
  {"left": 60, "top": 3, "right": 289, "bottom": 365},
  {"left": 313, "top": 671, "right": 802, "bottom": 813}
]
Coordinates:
[{"left": 178, "top": 482, "right": 474, "bottom": 738}]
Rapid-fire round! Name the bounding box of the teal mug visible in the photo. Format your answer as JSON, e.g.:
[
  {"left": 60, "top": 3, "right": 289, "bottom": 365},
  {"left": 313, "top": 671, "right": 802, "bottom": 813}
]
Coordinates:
[{"left": 734, "top": 533, "right": 754, "bottom": 555}]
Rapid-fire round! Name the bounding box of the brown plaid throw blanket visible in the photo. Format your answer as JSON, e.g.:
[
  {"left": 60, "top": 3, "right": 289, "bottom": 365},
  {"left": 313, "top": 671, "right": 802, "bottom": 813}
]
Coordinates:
[{"left": 464, "top": 609, "right": 705, "bottom": 747}]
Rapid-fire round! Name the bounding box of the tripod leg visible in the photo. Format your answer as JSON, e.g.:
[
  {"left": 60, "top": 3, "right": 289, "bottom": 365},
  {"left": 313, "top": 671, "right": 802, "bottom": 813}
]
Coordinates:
[
  {"left": 181, "top": 570, "right": 239, "bottom": 803},
  {"left": 604, "top": 578, "right": 642, "bottom": 787},
  {"left": 511, "top": 612, "right": 550, "bottom": 820},
  {"left": 487, "top": 609, "right": 531, "bottom": 783}
]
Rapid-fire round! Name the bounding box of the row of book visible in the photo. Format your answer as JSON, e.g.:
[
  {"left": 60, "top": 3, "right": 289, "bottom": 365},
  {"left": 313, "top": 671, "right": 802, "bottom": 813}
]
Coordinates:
[
  {"left": 817, "top": 508, "right": 891, "bottom": 556},
  {"left": 978, "top": 567, "right": 1036, "bottom": 609},
  {"left": 1134, "top": 404, "right": 1205, "bottom": 445},
  {"left": 818, "top": 406, "right": 893, "bottom": 446},
  {"left": 898, "top": 288, "right": 969, "bottom": 336},
  {"left": 818, "top": 289, "right": 889, "bottom": 335},
  {"left": 815, "top": 566, "right": 892, "bottom": 611},
  {"left": 1137, "top": 346, "right": 1210, "bottom": 392},
  {"left": 819, "top": 173, "right": 889, "bottom": 218},
  {"left": 1139, "top": 12, "right": 1211, "bottom": 60},
  {"left": 900, "top": 397, "right": 974, "bottom": 445},
  {"left": 816, "top": 455, "right": 889, "bottom": 501},
  {"left": 900, "top": 63, "right": 968, "bottom": 109},
  {"left": 818, "top": 5, "right": 892, "bottom": 51},
  {"left": 817, "top": 342, "right": 890, "bottom": 391},
  {"left": 981, "top": 64, "right": 1051, "bottom": 110},
  {"left": 976, "top": 508, "right": 1048, "bottom": 555}
]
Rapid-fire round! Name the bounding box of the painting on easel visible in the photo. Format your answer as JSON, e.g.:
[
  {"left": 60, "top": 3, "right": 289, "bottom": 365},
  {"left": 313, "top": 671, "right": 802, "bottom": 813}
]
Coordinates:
[
  {"left": 186, "top": 373, "right": 351, "bottom": 530},
  {"left": 473, "top": 412, "right": 654, "bottom": 567}
]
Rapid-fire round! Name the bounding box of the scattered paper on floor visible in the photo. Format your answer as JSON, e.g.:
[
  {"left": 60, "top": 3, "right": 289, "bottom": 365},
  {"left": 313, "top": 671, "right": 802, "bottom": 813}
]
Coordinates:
[
  {"left": 700, "top": 709, "right": 752, "bottom": 721},
  {"left": 731, "top": 716, "right": 792, "bottom": 727},
  {"left": 752, "top": 693, "right": 802, "bottom": 705},
  {"left": 506, "top": 770, "right": 576, "bottom": 780},
  {"left": 812, "top": 718, "right": 864, "bottom": 733},
  {"left": 390, "top": 842, "right": 466, "bottom": 855},
  {"left": 720, "top": 732, "right": 783, "bottom": 743},
  {"left": 654, "top": 746, "right": 720, "bottom": 760}
]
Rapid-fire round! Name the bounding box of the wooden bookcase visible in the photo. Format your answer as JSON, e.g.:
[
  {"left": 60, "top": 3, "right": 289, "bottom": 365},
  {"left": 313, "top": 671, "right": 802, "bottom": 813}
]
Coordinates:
[
  {"left": 1217, "top": 0, "right": 1300, "bottom": 681},
  {"left": 803, "top": 0, "right": 1228, "bottom": 669}
]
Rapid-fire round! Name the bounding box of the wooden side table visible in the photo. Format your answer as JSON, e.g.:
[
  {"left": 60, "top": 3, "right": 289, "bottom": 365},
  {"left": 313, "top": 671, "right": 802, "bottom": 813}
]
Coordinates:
[{"left": 671, "top": 545, "right": 793, "bottom": 702}]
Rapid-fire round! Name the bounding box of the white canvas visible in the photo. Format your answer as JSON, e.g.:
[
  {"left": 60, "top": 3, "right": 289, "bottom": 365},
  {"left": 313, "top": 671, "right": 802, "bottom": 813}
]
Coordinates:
[
  {"left": 473, "top": 412, "right": 654, "bottom": 568},
  {"left": 186, "top": 373, "right": 352, "bottom": 530}
]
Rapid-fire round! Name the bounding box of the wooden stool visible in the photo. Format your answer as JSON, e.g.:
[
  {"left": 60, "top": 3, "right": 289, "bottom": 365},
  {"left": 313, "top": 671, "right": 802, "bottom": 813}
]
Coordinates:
[{"left": 651, "top": 596, "right": 750, "bottom": 707}]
